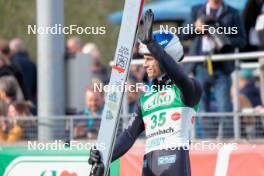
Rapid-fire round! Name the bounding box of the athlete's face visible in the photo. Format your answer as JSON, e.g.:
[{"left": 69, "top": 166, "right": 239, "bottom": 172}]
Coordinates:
[{"left": 143, "top": 55, "right": 163, "bottom": 80}]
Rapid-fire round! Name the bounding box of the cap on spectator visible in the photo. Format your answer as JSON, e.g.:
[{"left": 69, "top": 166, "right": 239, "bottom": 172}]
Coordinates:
[{"left": 239, "top": 69, "right": 253, "bottom": 78}]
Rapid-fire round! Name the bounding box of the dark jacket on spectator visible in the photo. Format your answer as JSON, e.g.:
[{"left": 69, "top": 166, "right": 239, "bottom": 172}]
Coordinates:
[
  {"left": 11, "top": 52, "right": 37, "bottom": 104},
  {"left": 243, "top": 0, "right": 264, "bottom": 51},
  {"left": 180, "top": 3, "right": 247, "bottom": 74},
  {"left": 240, "top": 80, "right": 262, "bottom": 107}
]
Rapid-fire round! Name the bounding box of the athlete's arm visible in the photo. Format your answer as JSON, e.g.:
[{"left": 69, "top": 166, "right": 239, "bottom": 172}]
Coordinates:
[
  {"left": 111, "top": 103, "right": 145, "bottom": 162},
  {"left": 147, "top": 42, "right": 202, "bottom": 107}
]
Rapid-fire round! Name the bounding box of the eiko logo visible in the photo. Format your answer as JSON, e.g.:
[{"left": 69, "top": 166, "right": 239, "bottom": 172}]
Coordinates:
[
  {"left": 143, "top": 90, "right": 175, "bottom": 111},
  {"left": 41, "top": 170, "right": 77, "bottom": 176}
]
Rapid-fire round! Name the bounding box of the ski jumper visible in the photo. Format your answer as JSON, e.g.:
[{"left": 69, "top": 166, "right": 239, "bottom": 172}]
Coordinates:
[{"left": 112, "top": 41, "right": 202, "bottom": 176}]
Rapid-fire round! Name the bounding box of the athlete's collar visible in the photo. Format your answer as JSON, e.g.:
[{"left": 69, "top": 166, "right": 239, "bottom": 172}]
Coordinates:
[
  {"left": 153, "top": 74, "right": 173, "bottom": 88},
  {"left": 157, "top": 74, "right": 166, "bottom": 81}
]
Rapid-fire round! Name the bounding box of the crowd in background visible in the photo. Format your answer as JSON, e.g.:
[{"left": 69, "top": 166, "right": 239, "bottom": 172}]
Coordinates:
[
  {"left": 0, "top": 38, "right": 36, "bottom": 141},
  {"left": 0, "top": 0, "right": 264, "bottom": 141}
]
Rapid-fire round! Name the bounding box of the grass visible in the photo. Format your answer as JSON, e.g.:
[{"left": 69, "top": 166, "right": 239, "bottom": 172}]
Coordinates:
[{"left": 0, "top": 0, "right": 124, "bottom": 64}]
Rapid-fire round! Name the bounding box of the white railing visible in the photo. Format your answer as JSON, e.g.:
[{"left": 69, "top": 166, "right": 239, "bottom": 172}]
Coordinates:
[
  {"left": 109, "top": 51, "right": 264, "bottom": 65},
  {"left": 1, "top": 110, "right": 264, "bottom": 142}
]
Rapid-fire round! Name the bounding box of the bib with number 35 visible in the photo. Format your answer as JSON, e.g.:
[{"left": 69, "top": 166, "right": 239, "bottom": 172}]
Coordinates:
[{"left": 140, "top": 84, "right": 198, "bottom": 153}]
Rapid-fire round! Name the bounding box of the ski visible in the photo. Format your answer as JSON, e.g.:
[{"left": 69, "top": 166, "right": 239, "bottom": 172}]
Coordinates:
[{"left": 89, "top": 0, "right": 144, "bottom": 176}]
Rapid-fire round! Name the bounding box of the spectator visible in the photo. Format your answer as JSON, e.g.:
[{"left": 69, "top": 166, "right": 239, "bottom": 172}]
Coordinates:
[
  {"left": 130, "top": 41, "right": 145, "bottom": 82},
  {"left": 66, "top": 36, "right": 83, "bottom": 54},
  {"left": 0, "top": 100, "right": 33, "bottom": 142},
  {"left": 0, "top": 120, "right": 6, "bottom": 141},
  {"left": 0, "top": 75, "right": 24, "bottom": 104},
  {"left": 0, "top": 38, "right": 10, "bottom": 58},
  {"left": 127, "top": 76, "right": 140, "bottom": 113},
  {"left": 130, "top": 64, "right": 145, "bottom": 82},
  {"left": 130, "top": 52, "right": 145, "bottom": 82},
  {"left": 8, "top": 100, "right": 33, "bottom": 117},
  {"left": 239, "top": 69, "right": 262, "bottom": 107},
  {"left": 243, "top": 0, "right": 264, "bottom": 51},
  {"left": 180, "top": 0, "right": 247, "bottom": 138},
  {"left": 237, "top": 68, "right": 263, "bottom": 138},
  {"left": 0, "top": 77, "right": 24, "bottom": 141},
  {"left": 82, "top": 42, "right": 109, "bottom": 84},
  {"left": 74, "top": 87, "right": 104, "bottom": 139},
  {"left": 243, "top": 0, "right": 264, "bottom": 109},
  {"left": 0, "top": 100, "right": 8, "bottom": 142},
  {"left": 0, "top": 100, "right": 8, "bottom": 115},
  {"left": 0, "top": 74, "right": 23, "bottom": 138},
  {"left": 82, "top": 42, "right": 101, "bottom": 62},
  {"left": 7, "top": 100, "right": 36, "bottom": 141},
  {"left": 0, "top": 48, "right": 28, "bottom": 100},
  {"left": 83, "top": 87, "right": 104, "bottom": 117},
  {"left": 9, "top": 38, "right": 37, "bottom": 107}
]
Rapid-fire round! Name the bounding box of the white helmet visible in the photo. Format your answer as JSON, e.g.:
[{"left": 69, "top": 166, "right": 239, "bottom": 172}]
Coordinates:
[{"left": 139, "top": 30, "right": 184, "bottom": 62}]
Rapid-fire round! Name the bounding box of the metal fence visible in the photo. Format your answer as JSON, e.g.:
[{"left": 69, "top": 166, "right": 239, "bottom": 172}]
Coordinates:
[
  {"left": 0, "top": 116, "right": 123, "bottom": 143},
  {"left": 195, "top": 111, "right": 264, "bottom": 139},
  {"left": 1, "top": 51, "right": 264, "bottom": 144},
  {"left": 0, "top": 111, "right": 264, "bottom": 144}
]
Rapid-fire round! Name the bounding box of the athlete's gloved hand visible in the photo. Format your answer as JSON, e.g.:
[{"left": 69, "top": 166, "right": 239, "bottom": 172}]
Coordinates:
[
  {"left": 88, "top": 147, "right": 105, "bottom": 176},
  {"left": 141, "top": 9, "right": 154, "bottom": 44}
]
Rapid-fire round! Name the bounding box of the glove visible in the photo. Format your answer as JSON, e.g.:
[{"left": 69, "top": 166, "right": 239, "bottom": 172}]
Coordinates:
[
  {"left": 88, "top": 147, "right": 105, "bottom": 176},
  {"left": 88, "top": 148, "right": 101, "bottom": 165},
  {"left": 90, "top": 163, "right": 105, "bottom": 176},
  {"left": 141, "top": 9, "right": 154, "bottom": 44}
]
